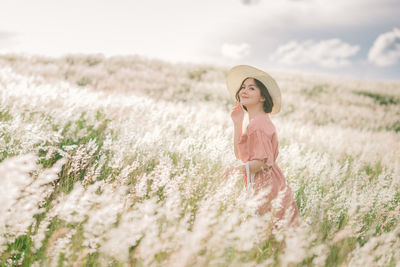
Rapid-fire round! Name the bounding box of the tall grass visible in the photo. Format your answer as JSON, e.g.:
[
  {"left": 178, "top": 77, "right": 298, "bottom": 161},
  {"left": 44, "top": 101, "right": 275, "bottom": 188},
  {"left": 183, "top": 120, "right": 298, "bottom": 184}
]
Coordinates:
[{"left": 0, "top": 54, "right": 399, "bottom": 266}]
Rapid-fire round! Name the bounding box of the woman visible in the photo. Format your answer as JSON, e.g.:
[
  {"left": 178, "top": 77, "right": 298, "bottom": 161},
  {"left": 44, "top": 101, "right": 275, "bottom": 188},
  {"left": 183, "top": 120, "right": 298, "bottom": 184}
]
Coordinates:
[{"left": 223, "top": 65, "right": 299, "bottom": 227}]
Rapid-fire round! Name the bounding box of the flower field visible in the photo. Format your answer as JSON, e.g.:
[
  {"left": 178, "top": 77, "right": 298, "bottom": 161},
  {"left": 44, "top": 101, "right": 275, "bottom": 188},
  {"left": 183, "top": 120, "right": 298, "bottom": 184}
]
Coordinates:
[{"left": 0, "top": 54, "right": 399, "bottom": 266}]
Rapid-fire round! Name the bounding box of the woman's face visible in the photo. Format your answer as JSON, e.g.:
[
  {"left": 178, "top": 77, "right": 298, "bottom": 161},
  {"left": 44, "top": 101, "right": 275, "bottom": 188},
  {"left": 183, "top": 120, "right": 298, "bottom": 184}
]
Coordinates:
[{"left": 238, "top": 78, "right": 265, "bottom": 107}]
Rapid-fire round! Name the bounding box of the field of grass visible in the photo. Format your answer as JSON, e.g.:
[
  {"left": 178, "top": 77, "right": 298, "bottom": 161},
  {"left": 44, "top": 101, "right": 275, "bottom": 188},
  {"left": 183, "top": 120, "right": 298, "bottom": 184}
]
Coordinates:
[{"left": 0, "top": 53, "right": 399, "bottom": 266}]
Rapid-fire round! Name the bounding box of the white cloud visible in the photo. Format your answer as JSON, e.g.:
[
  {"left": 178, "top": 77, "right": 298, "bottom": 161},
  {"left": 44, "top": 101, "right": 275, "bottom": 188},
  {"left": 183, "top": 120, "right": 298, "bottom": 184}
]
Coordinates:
[
  {"left": 368, "top": 27, "right": 400, "bottom": 66},
  {"left": 221, "top": 43, "right": 251, "bottom": 59},
  {"left": 270, "top": 38, "right": 360, "bottom": 68},
  {"left": 241, "top": 0, "right": 261, "bottom": 5}
]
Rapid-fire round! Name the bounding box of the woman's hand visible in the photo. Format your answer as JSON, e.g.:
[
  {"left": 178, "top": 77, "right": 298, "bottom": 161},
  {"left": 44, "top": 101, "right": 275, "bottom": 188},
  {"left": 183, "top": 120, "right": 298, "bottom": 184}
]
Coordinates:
[{"left": 230, "top": 101, "right": 244, "bottom": 126}]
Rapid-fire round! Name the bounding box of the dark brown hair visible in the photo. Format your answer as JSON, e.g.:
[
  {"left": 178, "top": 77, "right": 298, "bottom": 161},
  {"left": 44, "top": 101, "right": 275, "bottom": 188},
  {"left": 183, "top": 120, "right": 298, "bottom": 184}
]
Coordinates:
[{"left": 235, "top": 77, "right": 274, "bottom": 113}]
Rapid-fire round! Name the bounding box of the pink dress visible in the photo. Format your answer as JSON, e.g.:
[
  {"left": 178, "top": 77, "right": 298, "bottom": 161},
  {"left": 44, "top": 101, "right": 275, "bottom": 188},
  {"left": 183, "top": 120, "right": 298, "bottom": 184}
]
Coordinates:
[{"left": 238, "top": 113, "right": 300, "bottom": 226}]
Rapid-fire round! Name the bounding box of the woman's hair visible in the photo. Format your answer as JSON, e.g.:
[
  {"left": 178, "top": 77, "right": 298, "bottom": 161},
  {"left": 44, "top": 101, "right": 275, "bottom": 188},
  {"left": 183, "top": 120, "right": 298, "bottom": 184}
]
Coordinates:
[{"left": 235, "top": 77, "right": 274, "bottom": 113}]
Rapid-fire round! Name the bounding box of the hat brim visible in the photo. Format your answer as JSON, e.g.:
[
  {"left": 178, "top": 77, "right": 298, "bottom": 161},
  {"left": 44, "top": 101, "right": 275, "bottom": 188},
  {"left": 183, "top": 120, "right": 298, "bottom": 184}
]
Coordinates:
[{"left": 226, "top": 65, "right": 281, "bottom": 115}]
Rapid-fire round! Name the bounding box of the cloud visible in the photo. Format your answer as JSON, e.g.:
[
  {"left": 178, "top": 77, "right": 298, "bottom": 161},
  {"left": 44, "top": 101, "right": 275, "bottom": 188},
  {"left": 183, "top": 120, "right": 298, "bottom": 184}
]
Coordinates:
[
  {"left": 0, "top": 31, "right": 19, "bottom": 49},
  {"left": 0, "top": 31, "right": 15, "bottom": 39},
  {"left": 368, "top": 27, "right": 400, "bottom": 67},
  {"left": 270, "top": 38, "right": 360, "bottom": 68},
  {"left": 241, "top": 0, "right": 261, "bottom": 5},
  {"left": 221, "top": 43, "right": 251, "bottom": 59}
]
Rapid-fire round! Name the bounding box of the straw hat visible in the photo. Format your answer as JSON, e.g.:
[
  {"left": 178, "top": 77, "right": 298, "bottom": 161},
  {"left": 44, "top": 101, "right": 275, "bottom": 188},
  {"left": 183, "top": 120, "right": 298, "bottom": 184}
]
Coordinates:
[{"left": 226, "top": 65, "right": 282, "bottom": 115}]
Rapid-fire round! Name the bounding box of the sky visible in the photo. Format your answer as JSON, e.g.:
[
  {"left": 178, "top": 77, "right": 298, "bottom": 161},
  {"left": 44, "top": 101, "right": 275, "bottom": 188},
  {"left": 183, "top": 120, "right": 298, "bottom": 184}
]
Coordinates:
[{"left": 0, "top": 0, "right": 399, "bottom": 81}]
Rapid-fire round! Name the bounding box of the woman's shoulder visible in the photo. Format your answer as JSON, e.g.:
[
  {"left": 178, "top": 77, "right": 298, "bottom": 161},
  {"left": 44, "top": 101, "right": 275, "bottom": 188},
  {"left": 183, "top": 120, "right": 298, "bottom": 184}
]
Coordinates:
[{"left": 246, "top": 113, "right": 275, "bottom": 136}]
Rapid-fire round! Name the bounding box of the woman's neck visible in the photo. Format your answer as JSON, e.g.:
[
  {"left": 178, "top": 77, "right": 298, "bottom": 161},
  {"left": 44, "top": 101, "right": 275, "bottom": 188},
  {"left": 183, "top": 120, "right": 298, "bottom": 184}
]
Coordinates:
[{"left": 246, "top": 105, "right": 266, "bottom": 121}]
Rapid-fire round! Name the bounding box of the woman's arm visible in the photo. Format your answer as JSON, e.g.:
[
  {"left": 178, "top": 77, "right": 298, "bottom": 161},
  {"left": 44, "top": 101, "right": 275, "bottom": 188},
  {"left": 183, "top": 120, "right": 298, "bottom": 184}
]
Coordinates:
[
  {"left": 230, "top": 101, "right": 244, "bottom": 160},
  {"left": 230, "top": 159, "right": 270, "bottom": 175},
  {"left": 234, "top": 124, "right": 242, "bottom": 160}
]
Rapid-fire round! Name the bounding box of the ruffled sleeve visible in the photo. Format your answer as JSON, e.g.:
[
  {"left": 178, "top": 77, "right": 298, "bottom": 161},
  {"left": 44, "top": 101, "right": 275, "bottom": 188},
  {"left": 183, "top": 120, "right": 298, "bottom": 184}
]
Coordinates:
[{"left": 237, "top": 129, "right": 275, "bottom": 168}]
